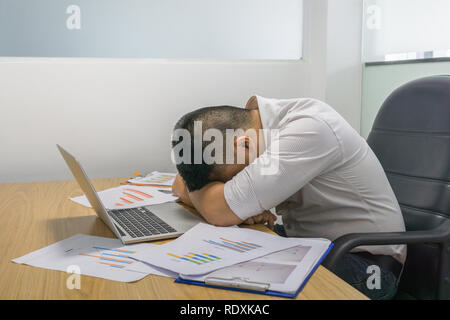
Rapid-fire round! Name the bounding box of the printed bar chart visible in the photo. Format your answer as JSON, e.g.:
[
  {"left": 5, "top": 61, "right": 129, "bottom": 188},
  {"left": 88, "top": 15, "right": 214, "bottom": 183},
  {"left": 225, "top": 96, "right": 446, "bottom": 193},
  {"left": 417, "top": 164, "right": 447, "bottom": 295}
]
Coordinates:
[
  {"left": 129, "top": 172, "right": 176, "bottom": 186},
  {"left": 80, "top": 247, "right": 137, "bottom": 269},
  {"left": 145, "top": 175, "right": 174, "bottom": 184},
  {"left": 92, "top": 246, "right": 136, "bottom": 254},
  {"left": 114, "top": 188, "right": 153, "bottom": 207},
  {"left": 203, "top": 237, "right": 262, "bottom": 253},
  {"left": 167, "top": 252, "right": 221, "bottom": 265},
  {"left": 131, "top": 223, "right": 303, "bottom": 276},
  {"left": 70, "top": 184, "right": 177, "bottom": 210}
]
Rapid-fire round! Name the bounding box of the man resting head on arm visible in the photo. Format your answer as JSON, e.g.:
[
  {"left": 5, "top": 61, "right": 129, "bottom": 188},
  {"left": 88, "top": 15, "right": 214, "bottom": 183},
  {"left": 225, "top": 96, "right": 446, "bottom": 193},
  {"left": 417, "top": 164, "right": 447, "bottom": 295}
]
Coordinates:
[
  {"left": 170, "top": 95, "right": 407, "bottom": 300},
  {"left": 171, "top": 101, "right": 276, "bottom": 229}
]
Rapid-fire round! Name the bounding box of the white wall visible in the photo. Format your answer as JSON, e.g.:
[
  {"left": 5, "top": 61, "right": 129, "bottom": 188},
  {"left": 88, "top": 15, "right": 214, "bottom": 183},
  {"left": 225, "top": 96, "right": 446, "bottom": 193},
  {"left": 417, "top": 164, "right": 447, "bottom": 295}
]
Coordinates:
[
  {"left": 0, "top": 0, "right": 363, "bottom": 183},
  {"left": 303, "top": 0, "right": 328, "bottom": 101},
  {"left": 325, "top": 0, "right": 363, "bottom": 131},
  {"left": 0, "top": 59, "right": 313, "bottom": 183}
]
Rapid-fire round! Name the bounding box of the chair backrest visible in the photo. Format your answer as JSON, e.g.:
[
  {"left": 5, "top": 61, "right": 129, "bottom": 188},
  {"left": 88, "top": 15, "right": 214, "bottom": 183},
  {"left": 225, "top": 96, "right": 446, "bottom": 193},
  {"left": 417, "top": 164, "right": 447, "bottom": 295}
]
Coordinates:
[{"left": 367, "top": 75, "right": 450, "bottom": 299}]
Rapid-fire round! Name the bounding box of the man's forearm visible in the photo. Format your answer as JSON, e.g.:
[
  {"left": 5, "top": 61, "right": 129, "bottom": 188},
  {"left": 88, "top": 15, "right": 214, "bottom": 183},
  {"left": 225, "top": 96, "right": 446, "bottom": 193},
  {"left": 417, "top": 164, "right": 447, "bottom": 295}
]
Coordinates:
[
  {"left": 188, "top": 182, "right": 243, "bottom": 227},
  {"left": 172, "top": 175, "right": 276, "bottom": 228}
]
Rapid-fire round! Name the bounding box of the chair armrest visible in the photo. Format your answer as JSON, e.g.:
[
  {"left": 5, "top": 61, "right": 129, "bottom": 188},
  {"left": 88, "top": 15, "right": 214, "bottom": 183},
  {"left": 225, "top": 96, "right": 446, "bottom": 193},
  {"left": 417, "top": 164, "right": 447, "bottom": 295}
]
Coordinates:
[{"left": 322, "top": 220, "right": 450, "bottom": 272}]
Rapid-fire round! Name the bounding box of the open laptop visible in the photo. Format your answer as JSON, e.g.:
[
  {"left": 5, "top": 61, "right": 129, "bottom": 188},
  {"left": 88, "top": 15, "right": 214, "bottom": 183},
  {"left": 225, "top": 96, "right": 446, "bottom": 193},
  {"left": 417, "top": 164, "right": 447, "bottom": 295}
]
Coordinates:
[{"left": 57, "top": 144, "right": 203, "bottom": 244}]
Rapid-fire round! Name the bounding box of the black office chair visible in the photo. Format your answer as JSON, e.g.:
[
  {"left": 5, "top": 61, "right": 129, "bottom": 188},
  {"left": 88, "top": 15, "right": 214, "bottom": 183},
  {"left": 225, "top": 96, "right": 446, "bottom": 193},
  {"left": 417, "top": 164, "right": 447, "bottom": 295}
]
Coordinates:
[{"left": 322, "top": 75, "right": 450, "bottom": 300}]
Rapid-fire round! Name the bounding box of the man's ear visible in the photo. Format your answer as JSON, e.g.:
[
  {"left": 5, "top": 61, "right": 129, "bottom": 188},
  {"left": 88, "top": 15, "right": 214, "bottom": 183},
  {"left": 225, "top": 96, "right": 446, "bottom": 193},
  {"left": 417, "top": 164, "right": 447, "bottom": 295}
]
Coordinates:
[
  {"left": 245, "top": 96, "right": 259, "bottom": 110},
  {"left": 235, "top": 136, "right": 250, "bottom": 149},
  {"left": 235, "top": 136, "right": 257, "bottom": 164}
]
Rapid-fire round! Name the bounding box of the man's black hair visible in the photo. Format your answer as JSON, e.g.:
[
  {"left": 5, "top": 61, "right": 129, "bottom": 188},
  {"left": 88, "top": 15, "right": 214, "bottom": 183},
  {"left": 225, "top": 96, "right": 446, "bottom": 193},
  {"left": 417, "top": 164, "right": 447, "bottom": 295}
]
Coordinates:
[{"left": 172, "top": 106, "right": 253, "bottom": 191}]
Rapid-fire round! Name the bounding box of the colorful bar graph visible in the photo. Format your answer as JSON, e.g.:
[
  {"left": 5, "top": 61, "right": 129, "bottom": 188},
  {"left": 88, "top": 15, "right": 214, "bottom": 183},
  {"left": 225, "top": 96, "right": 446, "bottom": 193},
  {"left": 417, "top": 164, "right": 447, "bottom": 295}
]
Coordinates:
[
  {"left": 124, "top": 188, "right": 153, "bottom": 198},
  {"left": 204, "top": 238, "right": 262, "bottom": 253},
  {"left": 240, "top": 240, "right": 262, "bottom": 248},
  {"left": 122, "top": 192, "right": 144, "bottom": 201},
  {"left": 79, "top": 253, "right": 133, "bottom": 264},
  {"left": 147, "top": 175, "right": 173, "bottom": 183},
  {"left": 189, "top": 253, "right": 214, "bottom": 261},
  {"left": 102, "top": 252, "right": 131, "bottom": 258},
  {"left": 168, "top": 253, "right": 201, "bottom": 264},
  {"left": 203, "top": 253, "right": 221, "bottom": 260},
  {"left": 120, "top": 197, "right": 133, "bottom": 204},
  {"left": 114, "top": 188, "right": 154, "bottom": 206},
  {"left": 79, "top": 246, "right": 137, "bottom": 270},
  {"left": 220, "top": 240, "right": 250, "bottom": 251},
  {"left": 220, "top": 237, "right": 258, "bottom": 249},
  {"left": 187, "top": 256, "right": 208, "bottom": 263},
  {"left": 167, "top": 252, "right": 221, "bottom": 265},
  {"left": 204, "top": 240, "right": 245, "bottom": 252},
  {"left": 92, "top": 246, "right": 136, "bottom": 254}
]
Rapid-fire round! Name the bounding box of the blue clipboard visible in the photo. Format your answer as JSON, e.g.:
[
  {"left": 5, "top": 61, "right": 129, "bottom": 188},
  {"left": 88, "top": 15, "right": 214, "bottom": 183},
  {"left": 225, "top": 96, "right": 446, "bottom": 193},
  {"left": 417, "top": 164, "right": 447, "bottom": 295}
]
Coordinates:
[{"left": 175, "top": 243, "right": 334, "bottom": 299}]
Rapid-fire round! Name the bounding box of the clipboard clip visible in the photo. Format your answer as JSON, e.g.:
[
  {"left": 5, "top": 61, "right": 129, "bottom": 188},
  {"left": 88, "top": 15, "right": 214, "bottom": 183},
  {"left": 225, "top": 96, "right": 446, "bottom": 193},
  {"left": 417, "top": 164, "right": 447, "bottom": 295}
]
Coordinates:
[{"left": 205, "top": 276, "right": 270, "bottom": 292}]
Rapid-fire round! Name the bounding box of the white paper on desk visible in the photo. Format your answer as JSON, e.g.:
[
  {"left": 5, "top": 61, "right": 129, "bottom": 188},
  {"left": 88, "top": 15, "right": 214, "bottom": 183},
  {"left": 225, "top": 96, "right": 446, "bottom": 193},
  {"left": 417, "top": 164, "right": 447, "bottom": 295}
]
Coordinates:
[
  {"left": 181, "top": 238, "right": 331, "bottom": 294},
  {"left": 133, "top": 223, "right": 300, "bottom": 276},
  {"left": 70, "top": 185, "right": 178, "bottom": 210},
  {"left": 12, "top": 234, "right": 177, "bottom": 282},
  {"left": 128, "top": 171, "right": 176, "bottom": 187}
]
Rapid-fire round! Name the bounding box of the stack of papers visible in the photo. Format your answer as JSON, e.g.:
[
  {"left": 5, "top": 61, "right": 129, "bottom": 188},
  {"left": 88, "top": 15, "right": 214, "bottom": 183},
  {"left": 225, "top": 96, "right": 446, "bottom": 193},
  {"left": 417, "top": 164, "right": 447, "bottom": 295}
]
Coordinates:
[
  {"left": 12, "top": 223, "right": 332, "bottom": 297},
  {"left": 12, "top": 234, "right": 176, "bottom": 282},
  {"left": 132, "top": 223, "right": 301, "bottom": 276},
  {"left": 131, "top": 223, "right": 332, "bottom": 296}
]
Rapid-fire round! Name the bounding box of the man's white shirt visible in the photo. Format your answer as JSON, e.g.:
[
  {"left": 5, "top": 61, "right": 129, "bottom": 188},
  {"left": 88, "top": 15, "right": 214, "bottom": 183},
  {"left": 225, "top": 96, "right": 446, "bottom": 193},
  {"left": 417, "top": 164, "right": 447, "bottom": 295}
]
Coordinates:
[{"left": 224, "top": 96, "right": 406, "bottom": 263}]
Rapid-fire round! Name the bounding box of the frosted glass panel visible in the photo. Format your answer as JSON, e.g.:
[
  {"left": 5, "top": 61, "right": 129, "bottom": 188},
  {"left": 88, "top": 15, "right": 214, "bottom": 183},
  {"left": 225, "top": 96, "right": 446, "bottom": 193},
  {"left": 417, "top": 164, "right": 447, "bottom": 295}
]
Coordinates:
[
  {"left": 0, "top": 0, "right": 303, "bottom": 60},
  {"left": 363, "top": 0, "right": 450, "bottom": 62}
]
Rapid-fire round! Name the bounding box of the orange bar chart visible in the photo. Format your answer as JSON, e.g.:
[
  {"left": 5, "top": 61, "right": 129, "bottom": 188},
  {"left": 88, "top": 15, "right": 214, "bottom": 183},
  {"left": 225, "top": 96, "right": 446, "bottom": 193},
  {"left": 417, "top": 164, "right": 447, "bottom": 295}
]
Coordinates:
[{"left": 115, "top": 188, "right": 153, "bottom": 207}]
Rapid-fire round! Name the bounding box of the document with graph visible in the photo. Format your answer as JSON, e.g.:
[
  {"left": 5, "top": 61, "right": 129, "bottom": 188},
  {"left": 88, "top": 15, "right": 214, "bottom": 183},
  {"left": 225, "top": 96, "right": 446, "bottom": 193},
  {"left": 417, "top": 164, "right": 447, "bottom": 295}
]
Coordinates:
[
  {"left": 12, "top": 234, "right": 177, "bottom": 282},
  {"left": 127, "top": 171, "right": 176, "bottom": 187},
  {"left": 177, "top": 237, "right": 333, "bottom": 298},
  {"left": 132, "top": 223, "right": 302, "bottom": 276},
  {"left": 70, "top": 185, "right": 178, "bottom": 209}
]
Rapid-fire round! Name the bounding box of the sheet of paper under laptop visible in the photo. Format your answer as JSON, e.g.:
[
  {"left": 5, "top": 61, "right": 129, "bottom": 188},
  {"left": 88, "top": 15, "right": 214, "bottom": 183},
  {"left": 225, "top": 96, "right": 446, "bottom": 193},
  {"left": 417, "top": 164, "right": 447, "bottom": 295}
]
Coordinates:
[{"left": 70, "top": 185, "right": 178, "bottom": 210}]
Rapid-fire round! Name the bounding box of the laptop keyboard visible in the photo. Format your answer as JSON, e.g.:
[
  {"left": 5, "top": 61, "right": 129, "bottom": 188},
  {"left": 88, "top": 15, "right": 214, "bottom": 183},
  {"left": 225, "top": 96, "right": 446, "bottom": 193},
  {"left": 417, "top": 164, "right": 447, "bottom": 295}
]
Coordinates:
[{"left": 108, "top": 207, "right": 177, "bottom": 238}]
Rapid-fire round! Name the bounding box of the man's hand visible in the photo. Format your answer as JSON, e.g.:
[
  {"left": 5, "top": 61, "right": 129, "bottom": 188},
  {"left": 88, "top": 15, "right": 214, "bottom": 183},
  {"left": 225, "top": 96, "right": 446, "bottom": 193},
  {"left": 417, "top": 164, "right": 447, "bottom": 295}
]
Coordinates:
[
  {"left": 242, "top": 211, "right": 277, "bottom": 230},
  {"left": 171, "top": 174, "right": 194, "bottom": 207}
]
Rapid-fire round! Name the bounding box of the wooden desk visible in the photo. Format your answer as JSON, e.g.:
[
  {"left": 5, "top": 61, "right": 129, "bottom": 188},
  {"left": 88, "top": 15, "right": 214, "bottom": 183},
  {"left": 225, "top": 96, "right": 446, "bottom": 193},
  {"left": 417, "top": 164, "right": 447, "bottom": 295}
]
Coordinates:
[{"left": 0, "top": 178, "right": 367, "bottom": 300}]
